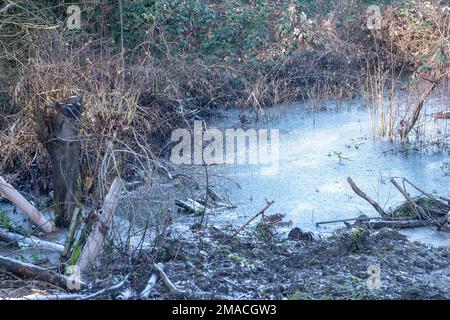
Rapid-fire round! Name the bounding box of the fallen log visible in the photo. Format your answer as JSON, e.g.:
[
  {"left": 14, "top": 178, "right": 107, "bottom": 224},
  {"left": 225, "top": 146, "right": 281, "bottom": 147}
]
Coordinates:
[
  {"left": 347, "top": 177, "right": 388, "bottom": 218},
  {"left": 0, "top": 228, "right": 64, "bottom": 253},
  {"left": 206, "top": 188, "right": 236, "bottom": 209},
  {"left": 152, "top": 263, "right": 183, "bottom": 298},
  {"left": 175, "top": 199, "right": 210, "bottom": 214},
  {"left": 361, "top": 219, "right": 438, "bottom": 229},
  {"left": 0, "top": 255, "right": 84, "bottom": 290},
  {"left": 436, "top": 213, "right": 450, "bottom": 231},
  {"left": 207, "top": 187, "right": 224, "bottom": 203},
  {"left": 316, "top": 216, "right": 381, "bottom": 227},
  {"left": 0, "top": 176, "right": 56, "bottom": 233},
  {"left": 438, "top": 196, "right": 450, "bottom": 205},
  {"left": 154, "top": 162, "right": 173, "bottom": 180},
  {"left": 22, "top": 277, "right": 128, "bottom": 300},
  {"left": 77, "top": 177, "right": 122, "bottom": 273}
]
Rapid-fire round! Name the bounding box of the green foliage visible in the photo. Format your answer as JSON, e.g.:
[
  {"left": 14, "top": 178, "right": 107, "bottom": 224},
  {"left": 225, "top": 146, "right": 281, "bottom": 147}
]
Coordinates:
[
  {"left": 194, "top": 208, "right": 205, "bottom": 216},
  {"left": 275, "top": 2, "right": 300, "bottom": 54},
  {"left": 204, "top": 1, "right": 272, "bottom": 58},
  {"left": 214, "top": 244, "right": 231, "bottom": 256},
  {"left": 288, "top": 291, "right": 309, "bottom": 300},
  {"left": 31, "top": 252, "right": 41, "bottom": 264},
  {"left": 115, "top": 0, "right": 216, "bottom": 53},
  {"left": 434, "top": 50, "right": 448, "bottom": 64},
  {"left": 115, "top": 0, "right": 273, "bottom": 60},
  {"left": 254, "top": 222, "right": 273, "bottom": 242},
  {"left": 68, "top": 241, "right": 82, "bottom": 266},
  {"left": 0, "top": 210, "right": 11, "bottom": 229},
  {"left": 351, "top": 227, "right": 366, "bottom": 241},
  {"left": 228, "top": 252, "right": 245, "bottom": 263}
]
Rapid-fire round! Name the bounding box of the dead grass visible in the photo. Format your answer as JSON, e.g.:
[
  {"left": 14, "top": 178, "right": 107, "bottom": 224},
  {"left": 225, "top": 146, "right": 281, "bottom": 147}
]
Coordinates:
[
  {"left": 361, "top": 1, "right": 449, "bottom": 143},
  {"left": 0, "top": 0, "right": 448, "bottom": 192}
]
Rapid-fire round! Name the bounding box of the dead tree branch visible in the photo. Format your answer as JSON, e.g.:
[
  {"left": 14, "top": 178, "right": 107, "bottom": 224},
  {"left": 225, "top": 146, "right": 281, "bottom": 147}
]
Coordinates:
[
  {"left": 347, "top": 177, "right": 388, "bottom": 218},
  {"left": 0, "top": 228, "right": 64, "bottom": 252},
  {"left": 0, "top": 176, "right": 56, "bottom": 233},
  {"left": 0, "top": 255, "right": 85, "bottom": 290},
  {"left": 390, "top": 178, "right": 427, "bottom": 218},
  {"left": 362, "top": 219, "right": 438, "bottom": 229},
  {"left": 231, "top": 200, "right": 275, "bottom": 238},
  {"left": 153, "top": 263, "right": 230, "bottom": 300}
]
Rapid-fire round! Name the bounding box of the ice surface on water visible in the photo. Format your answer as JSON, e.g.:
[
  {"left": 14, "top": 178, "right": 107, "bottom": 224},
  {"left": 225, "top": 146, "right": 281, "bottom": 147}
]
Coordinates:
[
  {"left": 1, "top": 99, "right": 449, "bottom": 248},
  {"left": 205, "top": 101, "right": 450, "bottom": 246}
]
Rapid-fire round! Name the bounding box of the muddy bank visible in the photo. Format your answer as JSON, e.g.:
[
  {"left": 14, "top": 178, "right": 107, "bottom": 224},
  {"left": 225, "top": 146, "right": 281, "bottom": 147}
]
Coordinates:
[
  {"left": 136, "top": 225, "right": 449, "bottom": 300},
  {"left": 1, "top": 220, "right": 448, "bottom": 300}
]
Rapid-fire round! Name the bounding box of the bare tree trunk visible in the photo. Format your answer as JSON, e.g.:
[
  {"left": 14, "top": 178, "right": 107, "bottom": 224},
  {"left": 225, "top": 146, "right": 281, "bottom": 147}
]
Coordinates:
[{"left": 41, "top": 96, "right": 83, "bottom": 228}]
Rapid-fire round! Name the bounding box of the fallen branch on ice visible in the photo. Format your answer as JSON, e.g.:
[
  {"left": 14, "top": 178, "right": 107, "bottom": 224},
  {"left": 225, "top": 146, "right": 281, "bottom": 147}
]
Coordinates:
[
  {"left": 316, "top": 216, "right": 382, "bottom": 227},
  {"left": 0, "top": 228, "right": 64, "bottom": 253},
  {"left": 0, "top": 176, "right": 56, "bottom": 233},
  {"left": 361, "top": 219, "right": 438, "bottom": 229},
  {"left": 347, "top": 177, "right": 388, "bottom": 218},
  {"left": 231, "top": 200, "right": 274, "bottom": 238},
  {"left": 206, "top": 187, "right": 236, "bottom": 208},
  {"left": 175, "top": 199, "right": 211, "bottom": 214}
]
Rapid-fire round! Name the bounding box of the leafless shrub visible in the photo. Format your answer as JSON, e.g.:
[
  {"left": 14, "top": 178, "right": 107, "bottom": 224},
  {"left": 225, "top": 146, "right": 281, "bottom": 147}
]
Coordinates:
[{"left": 362, "top": 1, "right": 449, "bottom": 144}]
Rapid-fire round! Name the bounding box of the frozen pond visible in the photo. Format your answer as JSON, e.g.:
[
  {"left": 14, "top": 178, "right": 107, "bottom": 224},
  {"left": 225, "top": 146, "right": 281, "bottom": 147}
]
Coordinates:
[
  {"left": 1, "top": 99, "right": 449, "bottom": 249},
  {"left": 201, "top": 100, "right": 450, "bottom": 245}
]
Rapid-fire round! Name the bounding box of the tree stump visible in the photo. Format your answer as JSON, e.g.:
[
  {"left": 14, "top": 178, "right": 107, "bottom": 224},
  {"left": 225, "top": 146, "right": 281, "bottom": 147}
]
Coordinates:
[{"left": 40, "top": 96, "right": 83, "bottom": 228}]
